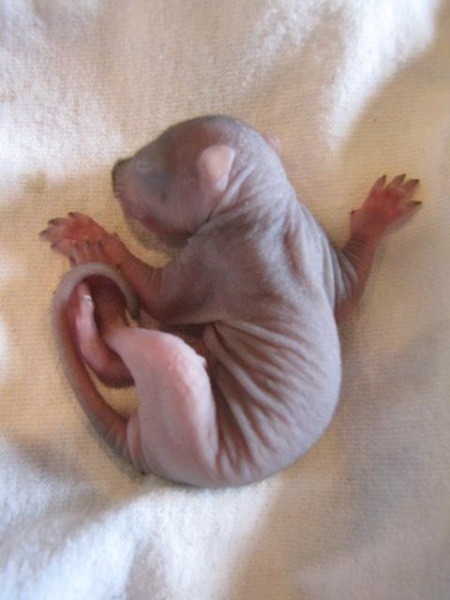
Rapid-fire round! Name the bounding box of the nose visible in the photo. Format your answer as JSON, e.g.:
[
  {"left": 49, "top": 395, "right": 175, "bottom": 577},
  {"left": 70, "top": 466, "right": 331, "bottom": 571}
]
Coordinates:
[{"left": 111, "top": 158, "right": 130, "bottom": 187}]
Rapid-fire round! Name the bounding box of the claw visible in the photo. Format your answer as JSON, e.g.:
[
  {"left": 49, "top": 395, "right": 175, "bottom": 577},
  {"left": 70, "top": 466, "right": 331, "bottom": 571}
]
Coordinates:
[
  {"left": 68, "top": 211, "right": 89, "bottom": 221},
  {"left": 370, "top": 175, "right": 387, "bottom": 195},
  {"left": 391, "top": 174, "right": 406, "bottom": 186},
  {"left": 400, "top": 200, "right": 422, "bottom": 217},
  {"left": 403, "top": 179, "right": 420, "bottom": 193}
]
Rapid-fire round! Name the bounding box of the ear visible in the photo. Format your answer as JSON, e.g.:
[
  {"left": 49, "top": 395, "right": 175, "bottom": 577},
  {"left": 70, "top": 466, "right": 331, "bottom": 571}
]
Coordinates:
[
  {"left": 197, "top": 145, "right": 236, "bottom": 196},
  {"left": 262, "top": 134, "right": 281, "bottom": 155}
]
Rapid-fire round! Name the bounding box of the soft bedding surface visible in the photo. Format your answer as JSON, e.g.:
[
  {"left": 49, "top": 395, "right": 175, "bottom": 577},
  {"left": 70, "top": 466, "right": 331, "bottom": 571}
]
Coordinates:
[{"left": 1, "top": 1, "right": 449, "bottom": 598}]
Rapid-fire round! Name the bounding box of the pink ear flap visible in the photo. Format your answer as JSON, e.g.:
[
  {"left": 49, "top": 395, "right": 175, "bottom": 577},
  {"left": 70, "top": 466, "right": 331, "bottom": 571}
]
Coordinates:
[{"left": 197, "top": 145, "right": 236, "bottom": 196}]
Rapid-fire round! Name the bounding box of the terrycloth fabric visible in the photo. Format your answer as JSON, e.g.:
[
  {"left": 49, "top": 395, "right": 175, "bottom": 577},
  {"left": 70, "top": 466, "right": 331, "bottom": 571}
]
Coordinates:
[{"left": 1, "top": 1, "right": 449, "bottom": 598}]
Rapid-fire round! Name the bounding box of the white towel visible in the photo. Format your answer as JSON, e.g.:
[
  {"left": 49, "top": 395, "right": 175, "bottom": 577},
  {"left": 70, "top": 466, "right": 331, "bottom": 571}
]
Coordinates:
[{"left": 1, "top": 1, "right": 449, "bottom": 598}]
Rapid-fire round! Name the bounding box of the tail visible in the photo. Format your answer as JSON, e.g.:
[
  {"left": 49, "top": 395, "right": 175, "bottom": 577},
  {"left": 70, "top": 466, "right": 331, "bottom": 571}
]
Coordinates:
[{"left": 51, "top": 262, "right": 139, "bottom": 461}]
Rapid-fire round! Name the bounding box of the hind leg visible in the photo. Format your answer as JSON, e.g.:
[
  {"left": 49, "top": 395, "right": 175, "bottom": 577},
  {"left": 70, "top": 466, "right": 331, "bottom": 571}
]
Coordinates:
[
  {"left": 68, "top": 239, "right": 135, "bottom": 387},
  {"left": 335, "top": 175, "right": 421, "bottom": 321},
  {"left": 103, "top": 326, "right": 220, "bottom": 485},
  {"left": 68, "top": 279, "right": 134, "bottom": 387}
]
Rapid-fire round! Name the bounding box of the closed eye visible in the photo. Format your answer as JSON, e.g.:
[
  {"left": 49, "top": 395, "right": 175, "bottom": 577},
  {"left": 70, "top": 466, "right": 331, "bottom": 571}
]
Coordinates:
[{"left": 136, "top": 166, "right": 169, "bottom": 191}]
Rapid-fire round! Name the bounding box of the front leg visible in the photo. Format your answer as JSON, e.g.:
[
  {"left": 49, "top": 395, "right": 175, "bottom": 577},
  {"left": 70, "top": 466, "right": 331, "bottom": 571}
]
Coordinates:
[
  {"left": 334, "top": 174, "right": 421, "bottom": 321},
  {"left": 41, "top": 212, "right": 159, "bottom": 315},
  {"left": 41, "top": 212, "right": 210, "bottom": 324}
]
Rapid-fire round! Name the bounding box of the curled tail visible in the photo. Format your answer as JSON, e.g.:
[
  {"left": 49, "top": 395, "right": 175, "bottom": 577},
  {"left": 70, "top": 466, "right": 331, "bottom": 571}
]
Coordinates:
[{"left": 52, "top": 262, "right": 139, "bottom": 461}]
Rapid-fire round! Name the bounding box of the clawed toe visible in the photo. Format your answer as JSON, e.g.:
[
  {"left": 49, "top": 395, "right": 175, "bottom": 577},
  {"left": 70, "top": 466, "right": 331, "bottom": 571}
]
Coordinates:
[
  {"left": 402, "top": 179, "right": 420, "bottom": 193},
  {"left": 389, "top": 174, "right": 406, "bottom": 186},
  {"left": 385, "top": 174, "right": 420, "bottom": 197}
]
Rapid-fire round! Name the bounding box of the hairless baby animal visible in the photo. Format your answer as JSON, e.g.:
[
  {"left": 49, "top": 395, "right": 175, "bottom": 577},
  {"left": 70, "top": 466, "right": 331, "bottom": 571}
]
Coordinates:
[{"left": 41, "top": 116, "right": 421, "bottom": 487}]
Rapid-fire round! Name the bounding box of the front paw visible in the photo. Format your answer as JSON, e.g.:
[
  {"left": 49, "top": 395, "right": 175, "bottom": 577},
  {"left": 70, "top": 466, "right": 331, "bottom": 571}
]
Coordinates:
[
  {"left": 40, "top": 212, "right": 128, "bottom": 267},
  {"left": 40, "top": 212, "right": 107, "bottom": 255},
  {"left": 350, "top": 175, "right": 421, "bottom": 238}
]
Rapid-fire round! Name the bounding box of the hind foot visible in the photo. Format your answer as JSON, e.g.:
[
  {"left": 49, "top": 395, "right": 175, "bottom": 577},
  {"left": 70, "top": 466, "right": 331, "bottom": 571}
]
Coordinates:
[{"left": 69, "top": 280, "right": 134, "bottom": 388}]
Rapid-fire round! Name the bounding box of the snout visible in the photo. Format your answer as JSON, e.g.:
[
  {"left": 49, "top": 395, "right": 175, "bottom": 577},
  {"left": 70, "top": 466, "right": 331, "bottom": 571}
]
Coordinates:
[{"left": 111, "top": 158, "right": 130, "bottom": 195}]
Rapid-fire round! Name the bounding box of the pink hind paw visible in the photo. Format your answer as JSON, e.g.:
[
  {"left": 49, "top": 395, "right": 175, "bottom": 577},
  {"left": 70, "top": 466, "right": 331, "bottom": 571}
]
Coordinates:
[{"left": 350, "top": 174, "right": 421, "bottom": 239}]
